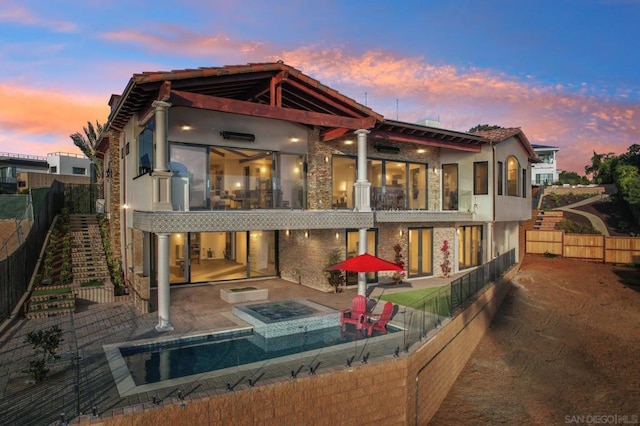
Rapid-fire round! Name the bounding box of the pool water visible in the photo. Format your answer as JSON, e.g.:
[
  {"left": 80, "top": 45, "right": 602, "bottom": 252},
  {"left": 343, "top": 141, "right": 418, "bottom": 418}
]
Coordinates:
[
  {"left": 246, "top": 300, "right": 317, "bottom": 322},
  {"left": 120, "top": 326, "right": 397, "bottom": 386}
]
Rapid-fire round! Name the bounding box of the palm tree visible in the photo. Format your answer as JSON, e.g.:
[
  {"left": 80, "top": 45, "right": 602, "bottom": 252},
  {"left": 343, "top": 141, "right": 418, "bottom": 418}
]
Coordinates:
[{"left": 70, "top": 121, "right": 104, "bottom": 182}]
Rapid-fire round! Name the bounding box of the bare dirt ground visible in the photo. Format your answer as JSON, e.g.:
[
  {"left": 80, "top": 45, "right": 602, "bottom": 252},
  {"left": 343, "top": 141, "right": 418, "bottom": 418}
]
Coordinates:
[{"left": 431, "top": 255, "right": 640, "bottom": 425}]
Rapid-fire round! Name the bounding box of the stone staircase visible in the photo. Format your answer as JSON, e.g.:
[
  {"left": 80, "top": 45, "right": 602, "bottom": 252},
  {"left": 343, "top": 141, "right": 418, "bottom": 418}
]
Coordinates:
[
  {"left": 25, "top": 215, "right": 112, "bottom": 318},
  {"left": 534, "top": 210, "right": 564, "bottom": 230},
  {"left": 69, "top": 215, "right": 110, "bottom": 286}
]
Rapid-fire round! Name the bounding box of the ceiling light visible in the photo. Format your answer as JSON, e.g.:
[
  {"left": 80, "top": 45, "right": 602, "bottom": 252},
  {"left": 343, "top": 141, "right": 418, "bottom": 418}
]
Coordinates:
[
  {"left": 417, "top": 148, "right": 425, "bottom": 154},
  {"left": 290, "top": 137, "right": 300, "bottom": 142},
  {"left": 181, "top": 125, "right": 192, "bottom": 131}
]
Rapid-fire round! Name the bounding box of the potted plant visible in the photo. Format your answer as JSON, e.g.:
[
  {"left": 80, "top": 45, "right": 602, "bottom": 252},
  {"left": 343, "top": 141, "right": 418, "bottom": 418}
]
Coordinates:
[
  {"left": 325, "top": 248, "right": 345, "bottom": 293},
  {"left": 392, "top": 243, "right": 406, "bottom": 284},
  {"left": 440, "top": 240, "right": 452, "bottom": 278}
]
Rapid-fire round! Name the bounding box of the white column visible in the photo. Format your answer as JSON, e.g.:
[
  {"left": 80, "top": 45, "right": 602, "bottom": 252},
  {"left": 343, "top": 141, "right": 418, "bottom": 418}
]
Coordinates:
[
  {"left": 155, "top": 233, "right": 174, "bottom": 331},
  {"left": 353, "top": 129, "right": 371, "bottom": 212},
  {"left": 357, "top": 228, "right": 368, "bottom": 296},
  {"left": 152, "top": 100, "right": 171, "bottom": 173}
]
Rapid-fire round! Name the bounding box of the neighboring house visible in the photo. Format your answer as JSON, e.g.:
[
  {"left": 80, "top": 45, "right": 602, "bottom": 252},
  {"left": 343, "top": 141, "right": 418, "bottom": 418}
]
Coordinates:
[
  {"left": 0, "top": 152, "right": 91, "bottom": 193},
  {"left": 95, "top": 62, "right": 538, "bottom": 331},
  {"left": 530, "top": 143, "right": 560, "bottom": 186}
]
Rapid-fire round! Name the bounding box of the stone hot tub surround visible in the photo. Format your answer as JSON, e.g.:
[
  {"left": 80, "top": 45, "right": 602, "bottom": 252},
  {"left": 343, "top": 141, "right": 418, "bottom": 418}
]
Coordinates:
[{"left": 220, "top": 286, "right": 268, "bottom": 304}]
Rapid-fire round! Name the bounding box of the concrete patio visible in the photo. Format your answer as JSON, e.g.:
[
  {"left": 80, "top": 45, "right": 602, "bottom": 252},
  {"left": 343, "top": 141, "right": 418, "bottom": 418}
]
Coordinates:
[{"left": 0, "top": 275, "right": 452, "bottom": 425}]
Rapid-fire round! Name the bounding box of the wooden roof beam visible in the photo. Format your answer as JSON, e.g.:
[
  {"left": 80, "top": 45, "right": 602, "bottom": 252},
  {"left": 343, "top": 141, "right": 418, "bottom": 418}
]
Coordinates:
[
  {"left": 284, "top": 78, "right": 365, "bottom": 118},
  {"left": 369, "top": 130, "right": 482, "bottom": 152},
  {"left": 169, "top": 90, "right": 377, "bottom": 129}
]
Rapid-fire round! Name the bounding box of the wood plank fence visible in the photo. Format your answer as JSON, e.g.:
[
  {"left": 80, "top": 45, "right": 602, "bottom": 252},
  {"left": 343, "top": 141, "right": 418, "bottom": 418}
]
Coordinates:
[{"left": 526, "top": 230, "right": 640, "bottom": 264}]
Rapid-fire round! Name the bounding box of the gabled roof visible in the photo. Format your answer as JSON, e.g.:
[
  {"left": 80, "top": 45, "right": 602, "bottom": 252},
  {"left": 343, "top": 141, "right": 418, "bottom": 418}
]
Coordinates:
[
  {"left": 474, "top": 127, "right": 539, "bottom": 162},
  {"left": 104, "top": 62, "right": 382, "bottom": 134}
]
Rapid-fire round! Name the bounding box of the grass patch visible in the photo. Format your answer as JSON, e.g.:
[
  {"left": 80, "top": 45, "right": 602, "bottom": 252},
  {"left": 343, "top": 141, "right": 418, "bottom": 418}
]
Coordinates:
[
  {"left": 379, "top": 286, "right": 450, "bottom": 317},
  {"left": 32, "top": 287, "right": 71, "bottom": 296},
  {"left": 80, "top": 280, "right": 104, "bottom": 287}
]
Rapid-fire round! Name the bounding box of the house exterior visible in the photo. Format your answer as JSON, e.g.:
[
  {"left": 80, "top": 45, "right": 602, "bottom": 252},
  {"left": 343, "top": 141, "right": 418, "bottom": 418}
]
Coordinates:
[
  {"left": 95, "top": 62, "right": 537, "bottom": 331},
  {"left": 530, "top": 143, "right": 560, "bottom": 185},
  {"left": 0, "top": 152, "right": 91, "bottom": 193}
]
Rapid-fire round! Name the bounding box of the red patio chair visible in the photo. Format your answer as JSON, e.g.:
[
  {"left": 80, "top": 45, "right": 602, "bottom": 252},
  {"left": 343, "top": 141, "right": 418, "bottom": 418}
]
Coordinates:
[
  {"left": 340, "top": 295, "right": 367, "bottom": 330},
  {"left": 362, "top": 301, "right": 394, "bottom": 337}
]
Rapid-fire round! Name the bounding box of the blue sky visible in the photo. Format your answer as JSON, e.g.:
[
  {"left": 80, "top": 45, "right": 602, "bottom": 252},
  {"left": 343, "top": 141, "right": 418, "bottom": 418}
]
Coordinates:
[{"left": 1, "top": 0, "right": 639, "bottom": 173}]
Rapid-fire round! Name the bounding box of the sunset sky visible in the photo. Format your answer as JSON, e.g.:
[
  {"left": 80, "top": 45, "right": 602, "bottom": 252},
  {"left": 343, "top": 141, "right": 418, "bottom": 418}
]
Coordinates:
[{"left": 1, "top": 0, "right": 639, "bottom": 174}]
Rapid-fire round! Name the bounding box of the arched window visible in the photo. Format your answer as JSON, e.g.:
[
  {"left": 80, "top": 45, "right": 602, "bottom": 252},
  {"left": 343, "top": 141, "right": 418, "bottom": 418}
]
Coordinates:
[{"left": 507, "top": 155, "right": 519, "bottom": 196}]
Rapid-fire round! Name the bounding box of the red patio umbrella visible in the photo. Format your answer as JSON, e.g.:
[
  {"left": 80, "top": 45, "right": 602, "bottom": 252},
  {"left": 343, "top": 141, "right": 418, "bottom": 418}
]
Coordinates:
[{"left": 326, "top": 253, "right": 403, "bottom": 273}]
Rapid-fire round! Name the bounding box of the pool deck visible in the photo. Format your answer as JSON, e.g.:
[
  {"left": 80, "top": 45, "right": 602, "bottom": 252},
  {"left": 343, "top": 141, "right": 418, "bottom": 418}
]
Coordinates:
[{"left": 0, "top": 275, "right": 453, "bottom": 425}]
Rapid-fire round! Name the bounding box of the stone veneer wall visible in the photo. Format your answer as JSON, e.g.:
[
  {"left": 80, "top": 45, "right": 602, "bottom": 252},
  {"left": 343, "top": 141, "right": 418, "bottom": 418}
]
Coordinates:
[
  {"left": 107, "top": 131, "right": 122, "bottom": 266},
  {"left": 279, "top": 228, "right": 343, "bottom": 292},
  {"left": 79, "top": 263, "right": 518, "bottom": 425}
]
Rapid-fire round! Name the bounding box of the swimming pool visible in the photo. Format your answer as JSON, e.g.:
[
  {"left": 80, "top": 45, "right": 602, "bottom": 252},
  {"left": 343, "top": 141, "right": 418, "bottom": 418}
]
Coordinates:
[{"left": 105, "top": 324, "right": 400, "bottom": 396}]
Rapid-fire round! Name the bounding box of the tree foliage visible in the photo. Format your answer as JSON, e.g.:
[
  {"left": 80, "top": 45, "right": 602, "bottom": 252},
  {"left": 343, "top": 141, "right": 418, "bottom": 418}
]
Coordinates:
[
  {"left": 468, "top": 124, "right": 504, "bottom": 133},
  {"left": 585, "top": 145, "right": 640, "bottom": 223},
  {"left": 558, "top": 171, "right": 589, "bottom": 185},
  {"left": 70, "top": 120, "right": 105, "bottom": 179},
  {"left": 584, "top": 151, "right": 617, "bottom": 184}
]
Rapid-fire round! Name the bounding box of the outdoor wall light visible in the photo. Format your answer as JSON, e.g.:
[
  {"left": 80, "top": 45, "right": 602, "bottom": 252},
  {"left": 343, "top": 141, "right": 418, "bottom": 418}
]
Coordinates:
[
  {"left": 304, "top": 230, "right": 309, "bottom": 238},
  {"left": 105, "top": 168, "right": 112, "bottom": 178},
  {"left": 399, "top": 229, "right": 403, "bottom": 237},
  {"left": 324, "top": 156, "right": 329, "bottom": 164},
  {"left": 335, "top": 232, "right": 340, "bottom": 239},
  {"left": 285, "top": 229, "right": 290, "bottom": 236},
  {"left": 374, "top": 143, "right": 400, "bottom": 154},
  {"left": 122, "top": 203, "right": 130, "bottom": 209},
  {"left": 221, "top": 131, "right": 255, "bottom": 142}
]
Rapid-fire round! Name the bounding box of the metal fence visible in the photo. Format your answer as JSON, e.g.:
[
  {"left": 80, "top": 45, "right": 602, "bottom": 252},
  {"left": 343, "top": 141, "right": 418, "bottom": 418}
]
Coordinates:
[
  {"left": 64, "top": 183, "right": 99, "bottom": 214},
  {"left": 399, "top": 249, "right": 517, "bottom": 351},
  {"left": 0, "top": 182, "right": 65, "bottom": 323}
]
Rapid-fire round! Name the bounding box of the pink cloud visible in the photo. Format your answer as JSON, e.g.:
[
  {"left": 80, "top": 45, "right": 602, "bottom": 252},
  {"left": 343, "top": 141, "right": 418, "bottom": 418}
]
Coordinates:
[
  {"left": 99, "top": 26, "right": 269, "bottom": 59},
  {"left": 0, "top": 4, "right": 77, "bottom": 32},
  {"left": 7, "top": 23, "right": 638, "bottom": 175},
  {"left": 0, "top": 83, "right": 109, "bottom": 153},
  {"left": 279, "top": 47, "right": 640, "bottom": 174}
]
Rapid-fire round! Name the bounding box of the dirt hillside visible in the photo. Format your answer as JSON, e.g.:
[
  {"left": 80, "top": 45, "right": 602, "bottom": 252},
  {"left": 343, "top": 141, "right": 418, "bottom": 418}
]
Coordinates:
[{"left": 431, "top": 255, "right": 640, "bottom": 424}]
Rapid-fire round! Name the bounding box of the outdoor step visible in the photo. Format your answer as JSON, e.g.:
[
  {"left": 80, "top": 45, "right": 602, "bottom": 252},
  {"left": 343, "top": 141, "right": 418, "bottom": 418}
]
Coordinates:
[
  {"left": 26, "top": 306, "right": 75, "bottom": 319},
  {"left": 30, "top": 293, "right": 75, "bottom": 303},
  {"left": 29, "top": 299, "right": 75, "bottom": 310}
]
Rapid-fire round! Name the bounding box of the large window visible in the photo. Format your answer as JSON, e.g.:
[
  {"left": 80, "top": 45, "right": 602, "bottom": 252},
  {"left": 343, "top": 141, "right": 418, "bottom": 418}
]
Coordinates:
[
  {"left": 167, "top": 230, "right": 277, "bottom": 284},
  {"left": 332, "top": 157, "right": 427, "bottom": 210},
  {"left": 458, "top": 225, "right": 483, "bottom": 269},
  {"left": 408, "top": 228, "right": 433, "bottom": 277},
  {"left": 442, "top": 164, "right": 458, "bottom": 210},
  {"left": 332, "top": 156, "right": 356, "bottom": 209},
  {"left": 473, "top": 162, "right": 488, "bottom": 195},
  {"left": 507, "top": 156, "right": 519, "bottom": 196},
  {"left": 138, "top": 121, "right": 154, "bottom": 176},
  {"left": 170, "top": 143, "right": 208, "bottom": 210},
  {"left": 497, "top": 161, "right": 503, "bottom": 195},
  {"left": 408, "top": 163, "right": 427, "bottom": 210}
]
